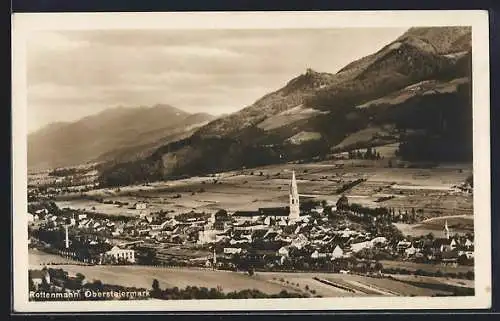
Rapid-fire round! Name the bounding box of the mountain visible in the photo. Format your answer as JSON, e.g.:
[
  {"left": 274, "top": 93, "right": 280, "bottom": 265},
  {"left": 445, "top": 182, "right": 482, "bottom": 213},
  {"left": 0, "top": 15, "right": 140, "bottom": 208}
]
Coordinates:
[
  {"left": 28, "top": 104, "right": 214, "bottom": 170},
  {"left": 97, "top": 27, "right": 472, "bottom": 187}
]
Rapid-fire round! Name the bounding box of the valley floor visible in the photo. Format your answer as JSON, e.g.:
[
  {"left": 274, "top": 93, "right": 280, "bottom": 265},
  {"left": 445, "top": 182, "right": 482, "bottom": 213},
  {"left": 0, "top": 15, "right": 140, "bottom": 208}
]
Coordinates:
[{"left": 28, "top": 250, "right": 473, "bottom": 298}]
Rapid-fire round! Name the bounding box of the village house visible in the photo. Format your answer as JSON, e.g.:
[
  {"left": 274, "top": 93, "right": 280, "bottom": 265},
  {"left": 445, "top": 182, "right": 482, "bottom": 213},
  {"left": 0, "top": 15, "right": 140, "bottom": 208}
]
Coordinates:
[
  {"left": 223, "top": 247, "right": 243, "bottom": 255},
  {"left": 103, "top": 246, "right": 136, "bottom": 263},
  {"left": 331, "top": 245, "right": 345, "bottom": 259},
  {"left": 396, "top": 240, "right": 412, "bottom": 254},
  {"left": 350, "top": 240, "right": 373, "bottom": 253},
  {"left": 404, "top": 243, "right": 418, "bottom": 257},
  {"left": 278, "top": 245, "right": 290, "bottom": 258},
  {"left": 134, "top": 202, "right": 147, "bottom": 210},
  {"left": 441, "top": 249, "right": 460, "bottom": 267},
  {"left": 290, "top": 234, "right": 309, "bottom": 249},
  {"left": 310, "top": 250, "right": 328, "bottom": 259}
]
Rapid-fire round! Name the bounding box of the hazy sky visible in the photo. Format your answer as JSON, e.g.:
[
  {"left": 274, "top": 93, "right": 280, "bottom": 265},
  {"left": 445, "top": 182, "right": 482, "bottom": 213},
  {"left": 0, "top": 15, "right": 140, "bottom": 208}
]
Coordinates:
[{"left": 27, "top": 28, "right": 408, "bottom": 133}]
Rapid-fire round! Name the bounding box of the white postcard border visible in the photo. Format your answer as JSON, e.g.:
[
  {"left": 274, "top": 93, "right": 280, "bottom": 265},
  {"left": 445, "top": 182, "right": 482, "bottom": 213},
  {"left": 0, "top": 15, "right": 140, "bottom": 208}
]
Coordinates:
[{"left": 12, "top": 10, "right": 491, "bottom": 312}]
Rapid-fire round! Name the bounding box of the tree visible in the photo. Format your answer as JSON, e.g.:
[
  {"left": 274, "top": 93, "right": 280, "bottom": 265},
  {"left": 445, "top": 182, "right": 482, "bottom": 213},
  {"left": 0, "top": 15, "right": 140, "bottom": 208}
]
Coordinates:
[
  {"left": 365, "top": 147, "right": 373, "bottom": 159},
  {"left": 91, "top": 279, "right": 104, "bottom": 291},
  {"left": 465, "top": 174, "right": 473, "bottom": 187},
  {"left": 151, "top": 279, "right": 162, "bottom": 298},
  {"left": 40, "top": 276, "right": 50, "bottom": 291},
  {"left": 29, "top": 277, "right": 36, "bottom": 291},
  {"left": 152, "top": 279, "right": 160, "bottom": 291}
]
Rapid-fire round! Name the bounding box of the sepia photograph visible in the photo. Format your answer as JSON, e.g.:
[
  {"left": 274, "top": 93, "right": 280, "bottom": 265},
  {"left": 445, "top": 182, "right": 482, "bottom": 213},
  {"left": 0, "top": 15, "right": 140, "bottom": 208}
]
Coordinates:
[{"left": 11, "top": 11, "right": 491, "bottom": 312}]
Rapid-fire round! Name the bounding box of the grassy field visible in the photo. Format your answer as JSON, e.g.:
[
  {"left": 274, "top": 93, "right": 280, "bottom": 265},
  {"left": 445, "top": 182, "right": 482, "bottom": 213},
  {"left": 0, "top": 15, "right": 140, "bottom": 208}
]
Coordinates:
[
  {"left": 51, "top": 161, "right": 473, "bottom": 219},
  {"left": 31, "top": 264, "right": 301, "bottom": 295},
  {"left": 333, "top": 275, "right": 452, "bottom": 296},
  {"left": 380, "top": 260, "right": 474, "bottom": 274},
  {"left": 420, "top": 215, "right": 474, "bottom": 231},
  {"left": 391, "top": 274, "right": 474, "bottom": 289},
  {"left": 29, "top": 249, "right": 84, "bottom": 266},
  {"left": 29, "top": 248, "right": 472, "bottom": 298}
]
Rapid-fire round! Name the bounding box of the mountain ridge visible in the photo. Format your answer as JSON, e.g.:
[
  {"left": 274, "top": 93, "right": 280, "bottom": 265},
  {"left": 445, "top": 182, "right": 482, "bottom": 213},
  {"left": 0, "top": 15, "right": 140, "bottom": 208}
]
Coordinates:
[
  {"left": 28, "top": 105, "right": 214, "bottom": 170},
  {"left": 91, "top": 27, "right": 473, "bottom": 186}
]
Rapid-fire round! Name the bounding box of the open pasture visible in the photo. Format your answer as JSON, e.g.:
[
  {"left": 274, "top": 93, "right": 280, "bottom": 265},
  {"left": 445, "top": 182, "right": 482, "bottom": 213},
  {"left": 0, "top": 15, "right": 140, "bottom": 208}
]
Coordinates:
[
  {"left": 380, "top": 260, "right": 474, "bottom": 274},
  {"left": 51, "top": 161, "right": 472, "bottom": 219},
  {"left": 29, "top": 248, "right": 472, "bottom": 298}
]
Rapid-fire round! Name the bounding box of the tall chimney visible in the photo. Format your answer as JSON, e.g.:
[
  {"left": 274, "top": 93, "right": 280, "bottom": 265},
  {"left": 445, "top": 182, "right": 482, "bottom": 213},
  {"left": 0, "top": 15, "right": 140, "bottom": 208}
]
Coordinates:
[{"left": 65, "top": 225, "right": 69, "bottom": 249}]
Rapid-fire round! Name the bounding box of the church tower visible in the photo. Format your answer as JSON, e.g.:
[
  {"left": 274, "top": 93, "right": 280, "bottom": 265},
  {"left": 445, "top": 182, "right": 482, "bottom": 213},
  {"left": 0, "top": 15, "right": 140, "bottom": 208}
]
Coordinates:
[
  {"left": 289, "top": 170, "right": 300, "bottom": 221},
  {"left": 443, "top": 220, "right": 450, "bottom": 240}
]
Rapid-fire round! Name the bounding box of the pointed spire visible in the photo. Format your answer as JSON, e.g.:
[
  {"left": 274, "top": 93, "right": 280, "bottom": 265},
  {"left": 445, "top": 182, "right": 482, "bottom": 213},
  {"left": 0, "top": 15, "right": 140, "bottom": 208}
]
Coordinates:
[
  {"left": 444, "top": 220, "right": 450, "bottom": 239},
  {"left": 289, "top": 170, "right": 300, "bottom": 221}
]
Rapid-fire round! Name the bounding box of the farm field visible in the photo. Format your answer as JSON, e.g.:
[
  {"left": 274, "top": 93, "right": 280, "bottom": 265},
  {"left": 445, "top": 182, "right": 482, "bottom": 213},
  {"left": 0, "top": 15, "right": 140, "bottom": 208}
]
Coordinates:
[
  {"left": 29, "top": 248, "right": 84, "bottom": 266},
  {"left": 380, "top": 260, "right": 474, "bottom": 274},
  {"left": 29, "top": 264, "right": 301, "bottom": 295},
  {"left": 419, "top": 215, "right": 474, "bottom": 231},
  {"left": 390, "top": 274, "right": 474, "bottom": 289},
  {"left": 324, "top": 275, "right": 452, "bottom": 296},
  {"left": 49, "top": 160, "right": 473, "bottom": 219},
  {"left": 29, "top": 249, "right": 473, "bottom": 297},
  {"left": 394, "top": 215, "right": 473, "bottom": 237}
]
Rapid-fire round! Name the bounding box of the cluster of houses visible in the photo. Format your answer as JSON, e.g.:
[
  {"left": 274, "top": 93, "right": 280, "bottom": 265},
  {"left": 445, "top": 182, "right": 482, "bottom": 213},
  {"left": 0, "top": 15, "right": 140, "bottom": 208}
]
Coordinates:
[
  {"left": 395, "top": 223, "right": 474, "bottom": 267},
  {"left": 207, "top": 212, "right": 473, "bottom": 267},
  {"left": 29, "top": 204, "right": 474, "bottom": 270},
  {"left": 28, "top": 170, "right": 474, "bottom": 271}
]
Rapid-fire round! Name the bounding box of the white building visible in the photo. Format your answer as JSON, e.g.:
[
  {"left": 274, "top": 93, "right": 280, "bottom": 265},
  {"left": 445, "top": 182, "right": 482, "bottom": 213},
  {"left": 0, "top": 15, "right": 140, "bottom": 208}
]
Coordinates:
[
  {"left": 278, "top": 246, "right": 290, "bottom": 257},
  {"left": 104, "top": 246, "right": 135, "bottom": 263},
  {"left": 405, "top": 244, "right": 418, "bottom": 257},
  {"left": 291, "top": 234, "right": 309, "bottom": 249},
  {"left": 311, "top": 250, "right": 328, "bottom": 259},
  {"left": 350, "top": 241, "right": 373, "bottom": 253},
  {"left": 370, "top": 236, "right": 388, "bottom": 246},
  {"left": 311, "top": 207, "right": 324, "bottom": 215},
  {"left": 331, "top": 245, "right": 344, "bottom": 259},
  {"left": 223, "top": 247, "right": 242, "bottom": 255},
  {"left": 135, "top": 202, "right": 147, "bottom": 210}
]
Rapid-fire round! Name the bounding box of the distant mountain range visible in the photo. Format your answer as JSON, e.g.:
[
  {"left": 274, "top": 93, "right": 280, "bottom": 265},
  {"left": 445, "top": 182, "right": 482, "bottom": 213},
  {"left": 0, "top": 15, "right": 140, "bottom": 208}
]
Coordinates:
[
  {"left": 28, "top": 104, "right": 214, "bottom": 170},
  {"left": 32, "top": 27, "right": 472, "bottom": 186}
]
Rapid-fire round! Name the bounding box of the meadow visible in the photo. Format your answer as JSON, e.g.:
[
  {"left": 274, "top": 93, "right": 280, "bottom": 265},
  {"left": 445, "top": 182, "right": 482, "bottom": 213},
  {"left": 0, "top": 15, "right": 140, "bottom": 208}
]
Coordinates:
[{"left": 50, "top": 160, "right": 473, "bottom": 220}]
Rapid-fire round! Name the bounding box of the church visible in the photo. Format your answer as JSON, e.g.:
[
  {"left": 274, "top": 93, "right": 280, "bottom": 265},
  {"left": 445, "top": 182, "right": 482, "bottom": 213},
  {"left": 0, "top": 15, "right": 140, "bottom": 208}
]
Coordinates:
[
  {"left": 232, "top": 170, "right": 303, "bottom": 223},
  {"left": 289, "top": 170, "right": 300, "bottom": 221}
]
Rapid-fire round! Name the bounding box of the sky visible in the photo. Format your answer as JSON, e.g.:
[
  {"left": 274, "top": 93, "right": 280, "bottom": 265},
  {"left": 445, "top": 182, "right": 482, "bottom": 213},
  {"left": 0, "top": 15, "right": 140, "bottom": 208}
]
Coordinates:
[{"left": 27, "top": 28, "right": 408, "bottom": 133}]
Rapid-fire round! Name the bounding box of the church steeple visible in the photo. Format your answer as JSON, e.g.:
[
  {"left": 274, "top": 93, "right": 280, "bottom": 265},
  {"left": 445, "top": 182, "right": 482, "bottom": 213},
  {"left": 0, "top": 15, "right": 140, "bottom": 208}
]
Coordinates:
[
  {"left": 289, "top": 170, "right": 300, "bottom": 221},
  {"left": 444, "top": 220, "right": 450, "bottom": 240}
]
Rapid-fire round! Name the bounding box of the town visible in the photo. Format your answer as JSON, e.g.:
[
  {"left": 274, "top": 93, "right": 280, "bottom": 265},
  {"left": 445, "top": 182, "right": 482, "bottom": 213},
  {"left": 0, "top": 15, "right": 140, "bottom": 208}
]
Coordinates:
[{"left": 28, "top": 169, "right": 474, "bottom": 284}]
